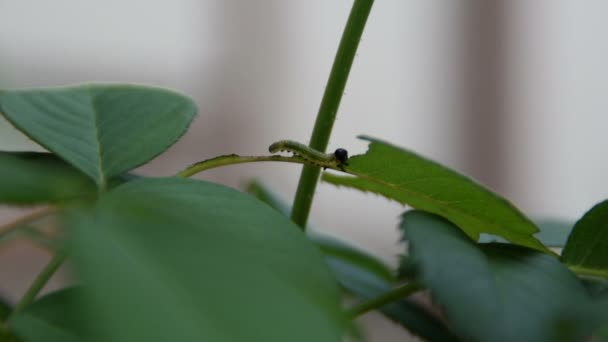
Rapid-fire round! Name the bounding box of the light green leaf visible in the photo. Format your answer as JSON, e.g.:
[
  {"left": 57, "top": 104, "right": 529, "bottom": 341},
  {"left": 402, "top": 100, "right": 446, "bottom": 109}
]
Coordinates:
[
  {"left": 323, "top": 136, "right": 546, "bottom": 252},
  {"left": 0, "top": 85, "right": 196, "bottom": 188},
  {"left": 0, "top": 152, "right": 96, "bottom": 204},
  {"left": 8, "top": 288, "right": 86, "bottom": 342},
  {"left": 245, "top": 180, "right": 456, "bottom": 341},
  {"left": 563, "top": 200, "right": 608, "bottom": 278},
  {"left": 401, "top": 210, "right": 606, "bottom": 342},
  {"left": 68, "top": 177, "right": 344, "bottom": 342}
]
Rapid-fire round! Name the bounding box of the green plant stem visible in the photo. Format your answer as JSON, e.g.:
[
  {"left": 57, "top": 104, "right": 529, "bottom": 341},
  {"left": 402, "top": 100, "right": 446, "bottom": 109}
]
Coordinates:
[
  {"left": 346, "top": 282, "right": 422, "bottom": 318},
  {"left": 291, "top": 0, "right": 374, "bottom": 229},
  {"left": 175, "top": 154, "right": 344, "bottom": 178},
  {"left": 9, "top": 251, "right": 67, "bottom": 319}
]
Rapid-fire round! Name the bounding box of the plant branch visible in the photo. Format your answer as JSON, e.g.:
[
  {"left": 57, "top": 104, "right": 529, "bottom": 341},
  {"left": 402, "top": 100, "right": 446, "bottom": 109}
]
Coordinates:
[
  {"left": 291, "top": 0, "right": 374, "bottom": 228},
  {"left": 175, "top": 154, "right": 345, "bottom": 178},
  {"left": 8, "top": 251, "right": 67, "bottom": 319},
  {"left": 346, "top": 282, "right": 422, "bottom": 318},
  {"left": 0, "top": 208, "right": 56, "bottom": 246}
]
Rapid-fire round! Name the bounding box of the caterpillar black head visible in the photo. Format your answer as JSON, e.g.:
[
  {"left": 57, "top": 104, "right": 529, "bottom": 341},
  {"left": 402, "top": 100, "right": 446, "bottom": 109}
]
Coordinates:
[{"left": 334, "top": 148, "right": 348, "bottom": 164}]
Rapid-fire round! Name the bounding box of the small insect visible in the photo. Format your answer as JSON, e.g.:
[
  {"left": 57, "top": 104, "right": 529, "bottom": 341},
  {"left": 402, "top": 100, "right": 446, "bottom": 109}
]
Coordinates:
[{"left": 269, "top": 140, "right": 348, "bottom": 170}]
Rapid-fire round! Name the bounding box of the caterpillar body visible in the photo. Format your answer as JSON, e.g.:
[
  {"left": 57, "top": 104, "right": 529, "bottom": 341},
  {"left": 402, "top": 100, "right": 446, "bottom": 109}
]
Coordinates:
[{"left": 269, "top": 140, "right": 348, "bottom": 170}]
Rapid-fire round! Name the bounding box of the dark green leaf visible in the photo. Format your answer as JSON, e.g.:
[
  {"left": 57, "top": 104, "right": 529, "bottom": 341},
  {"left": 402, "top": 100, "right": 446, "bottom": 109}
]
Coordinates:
[
  {"left": 581, "top": 277, "right": 608, "bottom": 297},
  {"left": 316, "top": 236, "right": 459, "bottom": 342},
  {"left": 8, "top": 288, "right": 87, "bottom": 342},
  {"left": 563, "top": 200, "right": 608, "bottom": 278},
  {"left": 333, "top": 254, "right": 459, "bottom": 342},
  {"left": 596, "top": 324, "right": 608, "bottom": 341},
  {"left": 401, "top": 210, "right": 606, "bottom": 342},
  {"left": 0, "top": 296, "right": 11, "bottom": 321},
  {"left": 68, "top": 177, "right": 344, "bottom": 342},
  {"left": 323, "top": 136, "right": 547, "bottom": 252},
  {"left": 0, "top": 85, "right": 197, "bottom": 188},
  {"left": 245, "top": 179, "right": 456, "bottom": 341},
  {"left": 0, "top": 152, "right": 96, "bottom": 204}
]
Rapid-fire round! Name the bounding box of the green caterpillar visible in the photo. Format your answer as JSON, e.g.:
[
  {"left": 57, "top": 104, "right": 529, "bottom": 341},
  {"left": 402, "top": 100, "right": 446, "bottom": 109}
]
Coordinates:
[{"left": 269, "top": 140, "right": 348, "bottom": 170}]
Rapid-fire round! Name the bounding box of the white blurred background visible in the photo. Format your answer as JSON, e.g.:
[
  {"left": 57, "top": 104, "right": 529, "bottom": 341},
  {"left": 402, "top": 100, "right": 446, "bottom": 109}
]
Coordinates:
[{"left": 2, "top": 1, "right": 608, "bottom": 340}]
